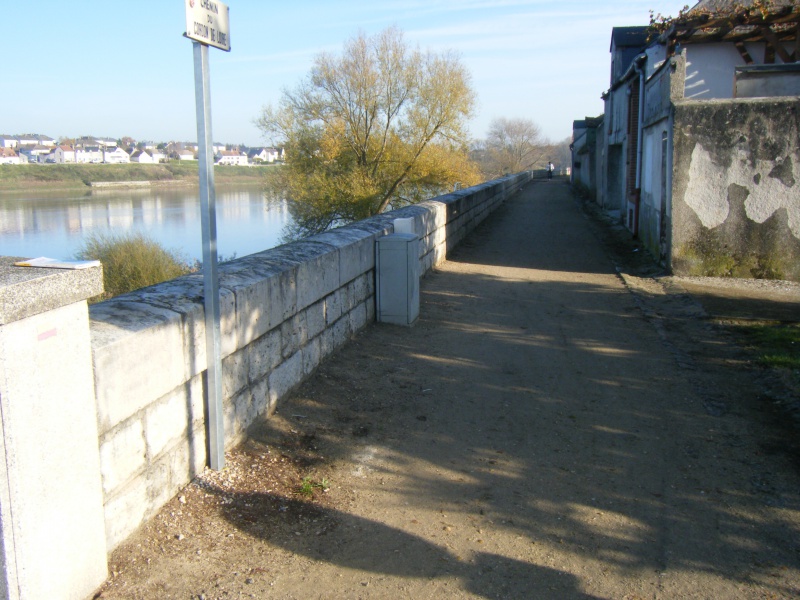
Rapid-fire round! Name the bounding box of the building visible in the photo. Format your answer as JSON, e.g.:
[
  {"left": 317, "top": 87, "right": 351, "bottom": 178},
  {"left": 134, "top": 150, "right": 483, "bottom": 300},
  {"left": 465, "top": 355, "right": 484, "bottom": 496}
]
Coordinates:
[
  {"left": 215, "top": 150, "right": 249, "bottom": 166},
  {"left": 76, "top": 146, "right": 103, "bottom": 164},
  {"left": 103, "top": 147, "right": 130, "bottom": 164},
  {"left": 0, "top": 148, "right": 25, "bottom": 164},
  {"left": 177, "top": 150, "right": 197, "bottom": 161},
  {"left": 248, "top": 147, "right": 282, "bottom": 163},
  {"left": 574, "top": 0, "right": 800, "bottom": 280},
  {"left": 54, "top": 146, "right": 75, "bottom": 163}
]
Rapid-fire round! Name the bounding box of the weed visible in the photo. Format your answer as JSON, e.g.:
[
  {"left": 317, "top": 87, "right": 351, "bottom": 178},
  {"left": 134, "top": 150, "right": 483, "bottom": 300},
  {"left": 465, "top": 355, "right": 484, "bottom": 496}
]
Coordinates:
[{"left": 296, "top": 476, "right": 330, "bottom": 498}]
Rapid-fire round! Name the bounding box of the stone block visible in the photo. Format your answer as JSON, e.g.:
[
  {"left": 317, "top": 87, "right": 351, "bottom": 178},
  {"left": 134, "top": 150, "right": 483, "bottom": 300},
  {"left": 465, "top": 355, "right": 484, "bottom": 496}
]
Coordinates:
[
  {"left": 91, "top": 300, "right": 190, "bottom": 434},
  {"left": 99, "top": 418, "right": 146, "bottom": 496},
  {"left": 331, "top": 315, "right": 351, "bottom": 350},
  {"left": 117, "top": 273, "right": 237, "bottom": 372},
  {"left": 145, "top": 459, "right": 173, "bottom": 515},
  {"left": 293, "top": 241, "right": 341, "bottom": 310},
  {"left": 221, "top": 258, "right": 297, "bottom": 348},
  {"left": 104, "top": 478, "right": 149, "bottom": 551},
  {"left": 304, "top": 300, "right": 326, "bottom": 340},
  {"left": 349, "top": 302, "right": 369, "bottom": 334},
  {"left": 251, "top": 378, "right": 269, "bottom": 419},
  {"left": 302, "top": 336, "right": 322, "bottom": 376},
  {"left": 325, "top": 289, "right": 345, "bottom": 325},
  {"left": 222, "top": 347, "right": 249, "bottom": 400},
  {"left": 308, "top": 227, "right": 377, "bottom": 286},
  {"left": 268, "top": 351, "right": 304, "bottom": 408},
  {"left": 0, "top": 257, "right": 103, "bottom": 324},
  {"left": 248, "top": 327, "right": 281, "bottom": 383},
  {"left": 281, "top": 313, "right": 306, "bottom": 359},
  {"left": 144, "top": 379, "right": 203, "bottom": 461}
]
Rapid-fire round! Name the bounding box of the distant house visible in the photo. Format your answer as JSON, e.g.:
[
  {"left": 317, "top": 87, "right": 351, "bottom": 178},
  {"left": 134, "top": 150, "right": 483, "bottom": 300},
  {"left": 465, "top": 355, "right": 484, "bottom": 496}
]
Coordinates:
[
  {"left": 76, "top": 146, "right": 103, "bottom": 164},
  {"left": 103, "top": 147, "right": 130, "bottom": 164},
  {"left": 16, "top": 134, "right": 40, "bottom": 147},
  {"left": 215, "top": 150, "right": 249, "bottom": 166},
  {"left": 1, "top": 134, "right": 56, "bottom": 149},
  {"left": 248, "top": 147, "right": 281, "bottom": 163},
  {"left": 177, "top": 150, "right": 197, "bottom": 160},
  {"left": 22, "top": 145, "right": 52, "bottom": 163},
  {"left": 54, "top": 146, "right": 76, "bottom": 164},
  {"left": 0, "top": 148, "right": 24, "bottom": 164},
  {"left": 130, "top": 149, "right": 155, "bottom": 164}
]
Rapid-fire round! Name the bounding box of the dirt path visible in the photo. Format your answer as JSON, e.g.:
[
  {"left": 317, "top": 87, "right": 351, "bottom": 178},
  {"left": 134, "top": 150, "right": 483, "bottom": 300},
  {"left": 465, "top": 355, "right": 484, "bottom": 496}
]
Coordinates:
[{"left": 96, "top": 181, "right": 800, "bottom": 600}]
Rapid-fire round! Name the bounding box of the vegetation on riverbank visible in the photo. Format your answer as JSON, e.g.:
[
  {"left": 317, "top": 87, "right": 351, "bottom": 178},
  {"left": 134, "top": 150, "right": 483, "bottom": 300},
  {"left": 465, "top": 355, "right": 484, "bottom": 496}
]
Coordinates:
[
  {"left": 0, "top": 162, "right": 275, "bottom": 193},
  {"left": 75, "top": 231, "right": 194, "bottom": 301}
]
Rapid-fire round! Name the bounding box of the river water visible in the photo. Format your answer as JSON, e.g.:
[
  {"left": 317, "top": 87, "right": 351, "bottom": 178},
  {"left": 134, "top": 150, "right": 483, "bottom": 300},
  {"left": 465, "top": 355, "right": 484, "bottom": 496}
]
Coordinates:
[{"left": 0, "top": 184, "right": 291, "bottom": 264}]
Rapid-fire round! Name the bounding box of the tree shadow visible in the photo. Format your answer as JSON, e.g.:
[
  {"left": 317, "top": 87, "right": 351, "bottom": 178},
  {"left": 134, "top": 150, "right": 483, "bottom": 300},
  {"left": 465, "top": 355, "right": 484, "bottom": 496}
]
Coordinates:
[{"left": 204, "top": 485, "right": 602, "bottom": 599}]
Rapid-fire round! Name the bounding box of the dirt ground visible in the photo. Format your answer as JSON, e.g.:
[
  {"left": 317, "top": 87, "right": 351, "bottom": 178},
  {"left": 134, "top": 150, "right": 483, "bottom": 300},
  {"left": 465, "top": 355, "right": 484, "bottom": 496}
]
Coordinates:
[{"left": 94, "top": 180, "right": 800, "bottom": 600}]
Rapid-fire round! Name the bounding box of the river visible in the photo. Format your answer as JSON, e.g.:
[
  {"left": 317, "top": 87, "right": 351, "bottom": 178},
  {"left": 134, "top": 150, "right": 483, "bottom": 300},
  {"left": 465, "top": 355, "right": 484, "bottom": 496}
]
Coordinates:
[{"left": 0, "top": 184, "right": 291, "bottom": 264}]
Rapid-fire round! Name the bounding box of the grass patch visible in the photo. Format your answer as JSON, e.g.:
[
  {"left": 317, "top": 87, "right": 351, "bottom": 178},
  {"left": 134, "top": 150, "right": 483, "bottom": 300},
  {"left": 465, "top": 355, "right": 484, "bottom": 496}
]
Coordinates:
[
  {"left": 0, "top": 162, "right": 275, "bottom": 191},
  {"left": 75, "top": 231, "right": 193, "bottom": 300},
  {"left": 735, "top": 323, "right": 800, "bottom": 370}
]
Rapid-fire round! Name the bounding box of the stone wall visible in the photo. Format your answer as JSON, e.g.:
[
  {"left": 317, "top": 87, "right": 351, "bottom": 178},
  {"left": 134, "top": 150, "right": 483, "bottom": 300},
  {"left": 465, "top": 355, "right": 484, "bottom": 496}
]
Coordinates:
[
  {"left": 671, "top": 97, "right": 800, "bottom": 281},
  {"left": 90, "top": 173, "right": 530, "bottom": 550}
]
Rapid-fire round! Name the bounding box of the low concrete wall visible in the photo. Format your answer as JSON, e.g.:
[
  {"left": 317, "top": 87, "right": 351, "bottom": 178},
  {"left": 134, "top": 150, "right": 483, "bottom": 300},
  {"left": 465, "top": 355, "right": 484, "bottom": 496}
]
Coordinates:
[
  {"left": 90, "top": 173, "right": 530, "bottom": 550},
  {"left": 671, "top": 97, "right": 800, "bottom": 281}
]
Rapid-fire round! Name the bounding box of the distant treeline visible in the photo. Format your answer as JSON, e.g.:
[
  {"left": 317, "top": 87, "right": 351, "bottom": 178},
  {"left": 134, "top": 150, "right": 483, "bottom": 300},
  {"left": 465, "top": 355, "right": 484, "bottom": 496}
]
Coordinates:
[{"left": 0, "top": 163, "right": 274, "bottom": 192}]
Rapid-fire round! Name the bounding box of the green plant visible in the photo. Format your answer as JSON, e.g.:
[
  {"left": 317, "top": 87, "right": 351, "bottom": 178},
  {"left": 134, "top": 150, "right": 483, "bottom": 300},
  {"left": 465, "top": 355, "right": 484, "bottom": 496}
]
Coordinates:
[
  {"left": 75, "top": 231, "right": 192, "bottom": 300},
  {"left": 737, "top": 323, "right": 800, "bottom": 370},
  {"left": 296, "top": 476, "right": 330, "bottom": 498}
]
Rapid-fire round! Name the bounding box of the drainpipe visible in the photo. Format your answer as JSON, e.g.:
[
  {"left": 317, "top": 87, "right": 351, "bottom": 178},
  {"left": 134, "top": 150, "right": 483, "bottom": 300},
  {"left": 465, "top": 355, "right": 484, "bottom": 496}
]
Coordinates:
[
  {"left": 665, "top": 102, "right": 675, "bottom": 270},
  {"left": 633, "top": 55, "right": 646, "bottom": 237}
]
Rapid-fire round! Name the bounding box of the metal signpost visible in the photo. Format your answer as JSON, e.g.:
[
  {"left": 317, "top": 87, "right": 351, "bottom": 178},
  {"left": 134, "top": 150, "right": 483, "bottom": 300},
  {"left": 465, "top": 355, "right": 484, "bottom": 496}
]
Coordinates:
[{"left": 184, "top": 0, "right": 231, "bottom": 470}]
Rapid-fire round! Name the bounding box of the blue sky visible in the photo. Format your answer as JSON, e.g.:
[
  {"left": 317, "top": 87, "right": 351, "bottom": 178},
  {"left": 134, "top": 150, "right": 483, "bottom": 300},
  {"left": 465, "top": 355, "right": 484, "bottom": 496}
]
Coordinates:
[{"left": 3, "top": 1, "right": 692, "bottom": 147}]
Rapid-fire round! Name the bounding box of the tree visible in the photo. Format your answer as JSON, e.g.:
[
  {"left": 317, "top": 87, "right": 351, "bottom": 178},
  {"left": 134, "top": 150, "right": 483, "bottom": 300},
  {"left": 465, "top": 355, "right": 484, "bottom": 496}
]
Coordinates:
[
  {"left": 478, "top": 117, "right": 548, "bottom": 179},
  {"left": 256, "top": 26, "right": 482, "bottom": 239}
]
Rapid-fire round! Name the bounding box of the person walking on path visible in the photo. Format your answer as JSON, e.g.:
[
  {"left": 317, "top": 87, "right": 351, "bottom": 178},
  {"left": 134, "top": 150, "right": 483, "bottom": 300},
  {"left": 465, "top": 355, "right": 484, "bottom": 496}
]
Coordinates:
[{"left": 547, "top": 161, "right": 555, "bottom": 179}]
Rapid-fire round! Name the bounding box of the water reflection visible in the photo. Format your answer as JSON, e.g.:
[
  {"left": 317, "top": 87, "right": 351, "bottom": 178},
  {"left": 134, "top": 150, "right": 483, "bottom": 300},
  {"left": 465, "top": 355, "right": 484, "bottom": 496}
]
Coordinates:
[{"left": 0, "top": 185, "right": 290, "bottom": 262}]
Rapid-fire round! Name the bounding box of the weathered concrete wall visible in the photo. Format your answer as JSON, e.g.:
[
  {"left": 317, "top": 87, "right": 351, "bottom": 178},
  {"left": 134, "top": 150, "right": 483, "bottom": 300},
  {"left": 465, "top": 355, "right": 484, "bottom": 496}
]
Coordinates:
[
  {"left": 90, "top": 173, "right": 530, "bottom": 550},
  {"left": 671, "top": 97, "right": 800, "bottom": 280}
]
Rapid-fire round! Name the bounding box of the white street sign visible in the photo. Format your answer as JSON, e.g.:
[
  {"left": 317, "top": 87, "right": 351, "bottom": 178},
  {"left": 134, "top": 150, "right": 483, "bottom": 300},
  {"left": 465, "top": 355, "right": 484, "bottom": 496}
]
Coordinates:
[{"left": 185, "top": 0, "right": 230, "bottom": 52}]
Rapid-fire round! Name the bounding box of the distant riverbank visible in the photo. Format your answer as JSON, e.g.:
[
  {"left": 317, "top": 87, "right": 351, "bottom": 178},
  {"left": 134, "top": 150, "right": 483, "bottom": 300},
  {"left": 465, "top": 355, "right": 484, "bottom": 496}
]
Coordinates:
[{"left": 0, "top": 163, "right": 274, "bottom": 194}]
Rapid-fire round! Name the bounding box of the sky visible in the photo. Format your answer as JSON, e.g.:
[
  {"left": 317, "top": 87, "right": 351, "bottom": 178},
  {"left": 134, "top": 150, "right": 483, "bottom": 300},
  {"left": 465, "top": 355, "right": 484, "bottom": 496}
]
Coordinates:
[{"left": 2, "top": 1, "right": 693, "bottom": 148}]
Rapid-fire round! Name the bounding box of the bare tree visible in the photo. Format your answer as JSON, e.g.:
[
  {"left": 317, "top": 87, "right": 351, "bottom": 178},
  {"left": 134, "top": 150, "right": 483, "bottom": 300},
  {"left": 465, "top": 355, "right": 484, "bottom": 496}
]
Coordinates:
[{"left": 480, "top": 117, "right": 547, "bottom": 178}]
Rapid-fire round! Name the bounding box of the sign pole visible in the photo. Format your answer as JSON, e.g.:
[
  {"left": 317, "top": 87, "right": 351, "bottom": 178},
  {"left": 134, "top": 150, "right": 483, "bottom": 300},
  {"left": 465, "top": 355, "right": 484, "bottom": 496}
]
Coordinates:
[{"left": 192, "top": 40, "right": 225, "bottom": 471}]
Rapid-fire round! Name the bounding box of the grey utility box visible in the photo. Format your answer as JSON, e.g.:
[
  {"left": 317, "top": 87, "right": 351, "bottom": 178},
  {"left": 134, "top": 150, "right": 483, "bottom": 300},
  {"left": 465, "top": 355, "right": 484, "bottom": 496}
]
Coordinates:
[{"left": 376, "top": 233, "right": 420, "bottom": 326}]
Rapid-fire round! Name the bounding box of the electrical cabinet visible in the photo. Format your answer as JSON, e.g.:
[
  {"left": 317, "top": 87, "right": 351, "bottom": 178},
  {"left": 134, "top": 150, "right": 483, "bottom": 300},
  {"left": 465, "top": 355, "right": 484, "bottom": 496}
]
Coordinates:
[{"left": 376, "top": 233, "right": 420, "bottom": 326}]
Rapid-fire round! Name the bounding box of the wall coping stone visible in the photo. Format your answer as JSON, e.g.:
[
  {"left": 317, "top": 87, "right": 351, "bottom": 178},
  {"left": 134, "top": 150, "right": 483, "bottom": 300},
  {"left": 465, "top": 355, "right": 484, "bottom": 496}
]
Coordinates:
[{"left": 0, "top": 256, "right": 103, "bottom": 324}]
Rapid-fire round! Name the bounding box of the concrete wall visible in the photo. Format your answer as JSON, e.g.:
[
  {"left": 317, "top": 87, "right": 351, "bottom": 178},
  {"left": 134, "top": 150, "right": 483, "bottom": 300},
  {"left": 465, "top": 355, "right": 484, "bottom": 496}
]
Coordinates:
[
  {"left": 683, "top": 42, "right": 797, "bottom": 100},
  {"left": 0, "top": 260, "right": 107, "bottom": 600},
  {"left": 89, "top": 173, "right": 530, "bottom": 551},
  {"left": 671, "top": 97, "right": 800, "bottom": 280}
]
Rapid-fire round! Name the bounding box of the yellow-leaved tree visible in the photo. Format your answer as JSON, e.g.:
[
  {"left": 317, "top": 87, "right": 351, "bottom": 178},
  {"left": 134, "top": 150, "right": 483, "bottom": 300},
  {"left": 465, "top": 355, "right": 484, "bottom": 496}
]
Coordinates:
[{"left": 256, "top": 26, "right": 482, "bottom": 239}]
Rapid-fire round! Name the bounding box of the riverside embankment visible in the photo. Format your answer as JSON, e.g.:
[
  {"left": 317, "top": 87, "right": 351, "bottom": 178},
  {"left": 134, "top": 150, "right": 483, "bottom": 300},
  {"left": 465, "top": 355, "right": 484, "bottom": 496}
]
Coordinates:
[{"left": 0, "top": 163, "right": 274, "bottom": 194}]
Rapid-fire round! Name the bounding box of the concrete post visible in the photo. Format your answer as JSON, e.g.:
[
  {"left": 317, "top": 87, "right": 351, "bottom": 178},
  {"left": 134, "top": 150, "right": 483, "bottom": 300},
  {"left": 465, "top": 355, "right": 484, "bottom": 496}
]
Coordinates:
[{"left": 0, "top": 258, "right": 107, "bottom": 600}]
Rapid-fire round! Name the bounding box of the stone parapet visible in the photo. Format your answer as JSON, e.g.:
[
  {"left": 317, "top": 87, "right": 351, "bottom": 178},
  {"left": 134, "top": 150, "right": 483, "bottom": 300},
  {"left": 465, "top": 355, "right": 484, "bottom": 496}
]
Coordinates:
[{"left": 0, "top": 258, "right": 107, "bottom": 600}]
